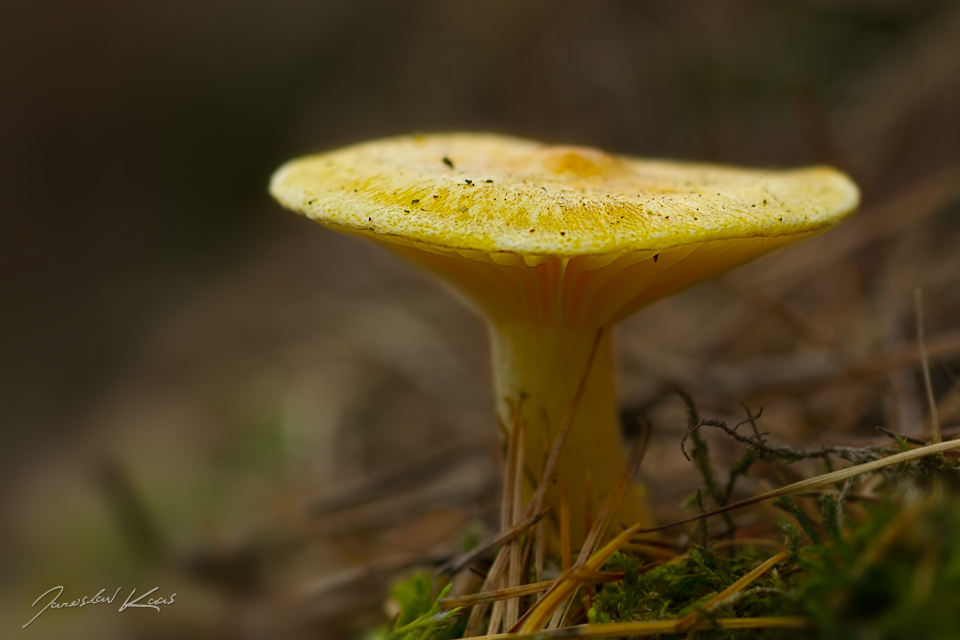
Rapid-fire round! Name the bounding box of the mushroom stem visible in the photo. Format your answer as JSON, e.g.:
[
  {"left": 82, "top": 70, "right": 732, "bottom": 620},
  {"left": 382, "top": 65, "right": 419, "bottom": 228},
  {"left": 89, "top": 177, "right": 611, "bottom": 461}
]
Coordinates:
[{"left": 490, "top": 319, "right": 652, "bottom": 547}]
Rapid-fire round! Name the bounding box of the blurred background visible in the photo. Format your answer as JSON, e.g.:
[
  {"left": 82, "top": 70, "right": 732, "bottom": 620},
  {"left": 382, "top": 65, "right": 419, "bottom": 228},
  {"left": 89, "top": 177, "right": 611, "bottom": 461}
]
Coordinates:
[{"left": 2, "top": 0, "right": 960, "bottom": 638}]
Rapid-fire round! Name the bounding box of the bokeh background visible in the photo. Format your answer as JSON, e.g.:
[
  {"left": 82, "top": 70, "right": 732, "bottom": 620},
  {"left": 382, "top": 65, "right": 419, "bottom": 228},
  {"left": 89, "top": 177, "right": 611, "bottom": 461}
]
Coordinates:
[{"left": 3, "top": 1, "right": 960, "bottom": 638}]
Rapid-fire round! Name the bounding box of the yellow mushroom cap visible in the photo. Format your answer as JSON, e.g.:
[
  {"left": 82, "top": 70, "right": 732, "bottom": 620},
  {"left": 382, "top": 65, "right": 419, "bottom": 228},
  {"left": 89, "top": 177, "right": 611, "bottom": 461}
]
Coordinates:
[{"left": 269, "top": 132, "right": 859, "bottom": 258}]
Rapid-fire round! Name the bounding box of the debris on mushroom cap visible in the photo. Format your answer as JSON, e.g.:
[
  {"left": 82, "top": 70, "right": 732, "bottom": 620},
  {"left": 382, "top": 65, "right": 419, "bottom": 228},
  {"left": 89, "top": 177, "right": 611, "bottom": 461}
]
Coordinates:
[{"left": 270, "top": 133, "right": 859, "bottom": 257}]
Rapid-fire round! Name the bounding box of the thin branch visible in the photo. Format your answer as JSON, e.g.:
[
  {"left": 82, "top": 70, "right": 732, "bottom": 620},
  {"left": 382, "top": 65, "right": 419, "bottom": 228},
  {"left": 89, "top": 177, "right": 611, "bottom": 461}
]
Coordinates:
[
  {"left": 560, "top": 480, "right": 571, "bottom": 573},
  {"left": 553, "top": 425, "right": 651, "bottom": 628},
  {"left": 517, "top": 523, "right": 645, "bottom": 632},
  {"left": 915, "top": 288, "right": 942, "bottom": 444},
  {"left": 676, "top": 550, "right": 790, "bottom": 632},
  {"left": 512, "top": 424, "right": 651, "bottom": 633},
  {"left": 434, "top": 508, "right": 550, "bottom": 576},
  {"left": 635, "top": 438, "right": 960, "bottom": 536},
  {"left": 301, "top": 552, "right": 448, "bottom": 601},
  {"left": 523, "top": 329, "right": 605, "bottom": 520},
  {"left": 576, "top": 423, "right": 651, "bottom": 566},
  {"left": 683, "top": 417, "right": 890, "bottom": 466},
  {"left": 439, "top": 572, "right": 624, "bottom": 609},
  {"left": 469, "top": 616, "right": 810, "bottom": 639},
  {"left": 505, "top": 421, "right": 527, "bottom": 628},
  {"left": 700, "top": 586, "right": 792, "bottom": 614}
]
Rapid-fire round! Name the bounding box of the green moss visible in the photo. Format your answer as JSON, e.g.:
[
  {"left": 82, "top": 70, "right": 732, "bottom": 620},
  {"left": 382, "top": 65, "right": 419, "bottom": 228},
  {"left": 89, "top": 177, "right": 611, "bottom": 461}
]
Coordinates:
[
  {"left": 590, "top": 546, "right": 788, "bottom": 631},
  {"left": 384, "top": 572, "right": 464, "bottom": 640}
]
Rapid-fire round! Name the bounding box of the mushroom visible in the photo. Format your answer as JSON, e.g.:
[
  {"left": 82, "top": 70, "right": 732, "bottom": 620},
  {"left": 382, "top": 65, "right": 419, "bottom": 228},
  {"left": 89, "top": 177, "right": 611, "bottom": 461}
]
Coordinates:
[{"left": 269, "top": 133, "right": 858, "bottom": 546}]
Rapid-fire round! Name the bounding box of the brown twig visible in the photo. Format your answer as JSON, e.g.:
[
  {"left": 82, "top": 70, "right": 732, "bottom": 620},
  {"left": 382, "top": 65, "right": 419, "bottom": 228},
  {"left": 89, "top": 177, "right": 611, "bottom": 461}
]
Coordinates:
[
  {"left": 469, "top": 616, "right": 810, "bottom": 639},
  {"left": 516, "top": 523, "right": 645, "bottom": 632},
  {"left": 435, "top": 508, "right": 551, "bottom": 577},
  {"left": 559, "top": 480, "right": 571, "bottom": 573},
  {"left": 551, "top": 426, "right": 651, "bottom": 628},
  {"left": 915, "top": 288, "right": 942, "bottom": 444},
  {"left": 466, "top": 400, "right": 525, "bottom": 637},
  {"left": 676, "top": 550, "right": 790, "bottom": 632},
  {"left": 523, "top": 329, "right": 606, "bottom": 521},
  {"left": 505, "top": 421, "right": 527, "bottom": 628},
  {"left": 439, "top": 572, "right": 624, "bottom": 609},
  {"left": 634, "top": 439, "right": 960, "bottom": 536}
]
